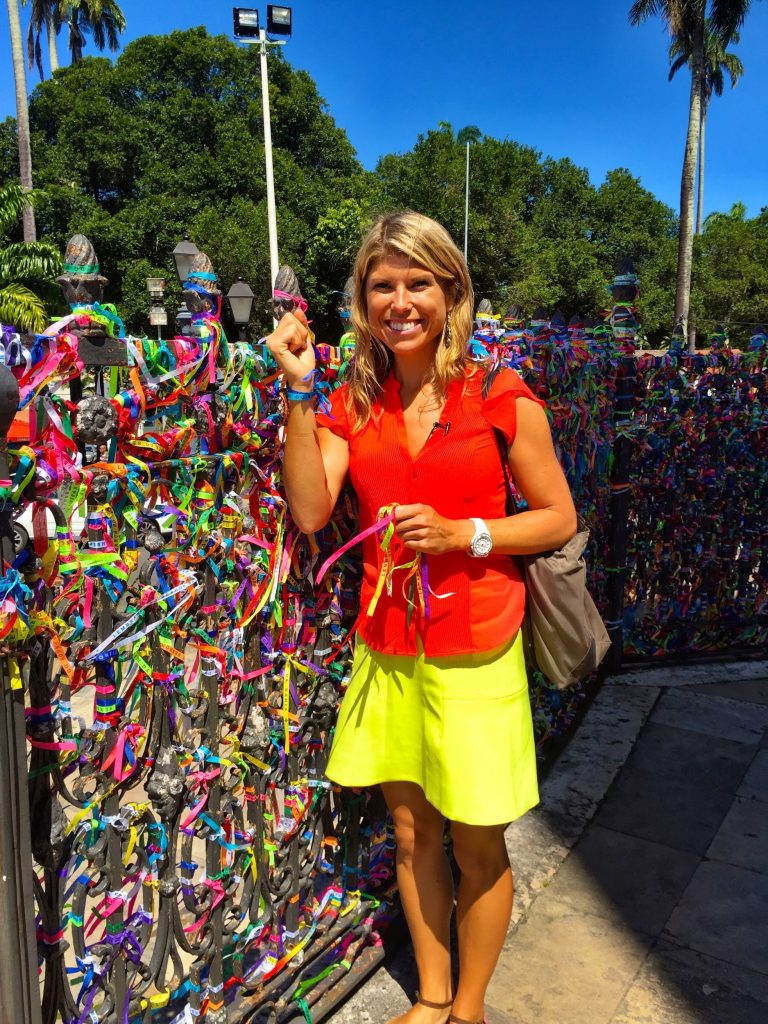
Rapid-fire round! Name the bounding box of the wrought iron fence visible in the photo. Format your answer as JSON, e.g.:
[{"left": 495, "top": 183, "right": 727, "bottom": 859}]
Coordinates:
[
  {"left": 1, "top": 257, "right": 766, "bottom": 1024},
  {"left": 623, "top": 336, "right": 768, "bottom": 657},
  {"left": 0, "top": 278, "right": 394, "bottom": 1024}
]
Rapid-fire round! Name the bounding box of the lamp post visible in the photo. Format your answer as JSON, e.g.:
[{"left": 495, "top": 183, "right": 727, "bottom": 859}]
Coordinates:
[
  {"left": 175, "top": 305, "right": 192, "bottom": 337},
  {"left": 233, "top": 7, "right": 292, "bottom": 293},
  {"left": 457, "top": 126, "right": 480, "bottom": 263},
  {"left": 464, "top": 141, "right": 470, "bottom": 262},
  {"left": 172, "top": 236, "right": 200, "bottom": 286},
  {"left": 146, "top": 277, "right": 167, "bottom": 341},
  {"left": 226, "top": 277, "right": 255, "bottom": 341},
  {"left": 172, "top": 236, "right": 199, "bottom": 338}
]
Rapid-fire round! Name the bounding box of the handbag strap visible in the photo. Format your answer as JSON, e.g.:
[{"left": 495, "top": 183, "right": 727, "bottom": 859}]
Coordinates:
[{"left": 482, "top": 365, "right": 519, "bottom": 517}]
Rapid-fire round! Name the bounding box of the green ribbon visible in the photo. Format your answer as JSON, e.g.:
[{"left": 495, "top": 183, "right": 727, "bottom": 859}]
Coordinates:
[{"left": 63, "top": 262, "right": 100, "bottom": 274}]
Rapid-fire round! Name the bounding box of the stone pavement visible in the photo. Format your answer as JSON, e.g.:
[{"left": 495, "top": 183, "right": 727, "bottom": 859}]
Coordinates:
[{"left": 328, "top": 659, "right": 768, "bottom": 1024}]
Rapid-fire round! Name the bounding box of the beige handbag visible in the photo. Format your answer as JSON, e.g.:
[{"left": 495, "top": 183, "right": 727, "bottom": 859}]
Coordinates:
[
  {"left": 484, "top": 370, "right": 611, "bottom": 688},
  {"left": 518, "top": 518, "right": 611, "bottom": 688}
]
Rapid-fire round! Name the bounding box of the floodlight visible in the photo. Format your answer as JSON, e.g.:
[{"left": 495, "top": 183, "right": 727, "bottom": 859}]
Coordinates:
[
  {"left": 267, "top": 5, "right": 292, "bottom": 35},
  {"left": 233, "top": 8, "right": 260, "bottom": 38}
]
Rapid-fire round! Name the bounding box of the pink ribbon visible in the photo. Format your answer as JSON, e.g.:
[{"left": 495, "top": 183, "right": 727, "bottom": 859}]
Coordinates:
[{"left": 315, "top": 511, "right": 396, "bottom": 586}]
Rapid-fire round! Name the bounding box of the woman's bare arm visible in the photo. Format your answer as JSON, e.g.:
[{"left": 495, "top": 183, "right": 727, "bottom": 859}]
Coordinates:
[
  {"left": 283, "top": 415, "right": 349, "bottom": 533},
  {"left": 265, "top": 309, "right": 350, "bottom": 533}
]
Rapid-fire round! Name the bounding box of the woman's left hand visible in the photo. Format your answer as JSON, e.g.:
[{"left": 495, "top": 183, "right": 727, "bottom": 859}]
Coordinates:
[{"left": 394, "top": 504, "right": 470, "bottom": 554}]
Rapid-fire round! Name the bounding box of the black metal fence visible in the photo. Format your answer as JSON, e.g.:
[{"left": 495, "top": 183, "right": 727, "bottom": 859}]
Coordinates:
[{"left": 1, "top": 270, "right": 766, "bottom": 1024}]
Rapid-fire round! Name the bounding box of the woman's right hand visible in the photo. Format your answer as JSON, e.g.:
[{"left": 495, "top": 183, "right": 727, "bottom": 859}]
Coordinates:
[{"left": 264, "top": 308, "right": 315, "bottom": 389}]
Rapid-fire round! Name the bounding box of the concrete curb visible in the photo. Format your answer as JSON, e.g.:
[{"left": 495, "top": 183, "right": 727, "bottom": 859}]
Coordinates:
[{"left": 606, "top": 659, "right": 768, "bottom": 688}]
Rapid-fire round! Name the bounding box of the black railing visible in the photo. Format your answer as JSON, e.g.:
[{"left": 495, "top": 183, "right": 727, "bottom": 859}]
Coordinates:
[{"left": 0, "top": 282, "right": 766, "bottom": 1024}]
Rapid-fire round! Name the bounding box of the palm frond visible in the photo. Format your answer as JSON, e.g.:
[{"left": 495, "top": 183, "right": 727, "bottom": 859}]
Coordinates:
[
  {"left": 0, "top": 283, "right": 48, "bottom": 333},
  {"left": 709, "top": 65, "right": 725, "bottom": 97},
  {"left": 0, "top": 182, "right": 45, "bottom": 235},
  {"left": 668, "top": 51, "right": 688, "bottom": 80},
  {"left": 27, "top": 23, "right": 44, "bottom": 79},
  {"left": 66, "top": 1, "right": 126, "bottom": 50},
  {"left": 92, "top": 12, "right": 122, "bottom": 52},
  {"left": 629, "top": 0, "right": 693, "bottom": 36},
  {"left": 0, "top": 241, "right": 62, "bottom": 283},
  {"left": 664, "top": 15, "right": 744, "bottom": 96},
  {"left": 710, "top": 0, "right": 750, "bottom": 41},
  {"left": 723, "top": 52, "right": 745, "bottom": 86},
  {"left": 629, "top": 0, "right": 663, "bottom": 27}
]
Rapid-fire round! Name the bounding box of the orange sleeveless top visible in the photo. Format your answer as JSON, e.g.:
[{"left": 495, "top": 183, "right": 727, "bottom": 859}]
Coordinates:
[{"left": 316, "top": 367, "right": 544, "bottom": 656}]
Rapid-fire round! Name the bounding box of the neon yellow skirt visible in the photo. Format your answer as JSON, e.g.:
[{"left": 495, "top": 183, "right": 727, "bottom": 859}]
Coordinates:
[{"left": 325, "top": 630, "right": 539, "bottom": 826}]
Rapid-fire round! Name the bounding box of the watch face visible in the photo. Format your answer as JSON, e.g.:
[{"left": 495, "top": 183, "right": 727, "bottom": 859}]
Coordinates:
[{"left": 472, "top": 532, "right": 493, "bottom": 557}]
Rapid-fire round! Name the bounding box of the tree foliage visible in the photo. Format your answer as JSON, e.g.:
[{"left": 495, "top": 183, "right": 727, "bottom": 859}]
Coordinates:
[
  {"left": 373, "top": 124, "right": 681, "bottom": 338},
  {"left": 691, "top": 202, "right": 768, "bottom": 338},
  {"left": 18, "top": 28, "right": 366, "bottom": 337},
  {"left": 0, "top": 27, "right": 760, "bottom": 345}
]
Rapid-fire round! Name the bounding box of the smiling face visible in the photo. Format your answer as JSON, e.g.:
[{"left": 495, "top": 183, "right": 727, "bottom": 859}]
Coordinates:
[{"left": 364, "top": 254, "right": 452, "bottom": 361}]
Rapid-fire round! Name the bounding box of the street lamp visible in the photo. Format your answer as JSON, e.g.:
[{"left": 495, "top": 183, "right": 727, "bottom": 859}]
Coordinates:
[
  {"left": 146, "top": 277, "right": 165, "bottom": 301},
  {"left": 146, "top": 277, "right": 167, "bottom": 340},
  {"left": 175, "top": 304, "right": 192, "bottom": 337},
  {"left": 226, "top": 277, "right": 255, "bottom": 340},
  {"left": 172, "top": 235, "right": 200, "bottom": 285},
  {"left": 233, "top": 7, "right": 292, "bottom": 294}
]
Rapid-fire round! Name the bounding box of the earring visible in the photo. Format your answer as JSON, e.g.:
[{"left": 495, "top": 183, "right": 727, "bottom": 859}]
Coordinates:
[{"left": 444, "top": 310, "right": 453, "bottom": 349}]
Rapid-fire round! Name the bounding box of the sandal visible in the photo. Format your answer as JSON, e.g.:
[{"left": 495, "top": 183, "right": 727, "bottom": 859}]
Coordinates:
[
  {"left": 416, "top": 992, "right": 453, "bottom": 1011},
  {"left": 448, "top": 1015, "right": 486, "bottom": 1024}
]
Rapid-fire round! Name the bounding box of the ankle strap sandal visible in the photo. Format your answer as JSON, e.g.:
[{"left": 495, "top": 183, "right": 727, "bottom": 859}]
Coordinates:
[{"left": 416, "top": 992, "right": 453, "bottom": 1010}]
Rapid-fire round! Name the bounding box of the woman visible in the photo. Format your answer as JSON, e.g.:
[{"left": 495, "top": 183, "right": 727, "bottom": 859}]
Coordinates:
[{"left": 266, "top": 212, "right": 576, "bottom": 1024}]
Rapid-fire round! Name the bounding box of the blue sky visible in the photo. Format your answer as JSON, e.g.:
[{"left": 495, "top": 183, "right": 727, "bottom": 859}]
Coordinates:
[{"left": 2, "top": 1, "right": 766, "bottom": 218}]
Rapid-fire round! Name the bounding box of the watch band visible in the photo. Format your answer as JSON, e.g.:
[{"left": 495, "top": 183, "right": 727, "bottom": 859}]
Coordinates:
[{"left": 468, "top": 517, "right": 493, "bottom": 558}]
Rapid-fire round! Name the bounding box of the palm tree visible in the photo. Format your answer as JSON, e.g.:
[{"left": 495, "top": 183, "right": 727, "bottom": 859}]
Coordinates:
[
  {"left": 457, "top": 125, "right": 482, "bottom": 262},
  {"left": 6, "top": 0, "right": 36, "bottom": 242},
  {"left": 59, "top": 0, "right": 126, "bottom": 63},
  {"left": 669, "top": 21, "right": 744, "bottom": 234},
  {"left": 23, "top": 0, "right": 62, "bottom": 79},
  {"left": 629, "top": 1, "right": 752, "bottom": 346},
  {"left": 702, "top": 199, "right": 747, "bottom": 230},
  {"left": 0, "top": 183, "right": 61, "bottom": 331}
]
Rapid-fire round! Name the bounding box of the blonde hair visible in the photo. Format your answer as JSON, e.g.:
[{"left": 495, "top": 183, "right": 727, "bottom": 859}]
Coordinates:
[{"left": 347, "top": 211, "right": 474, "bottom": 428}]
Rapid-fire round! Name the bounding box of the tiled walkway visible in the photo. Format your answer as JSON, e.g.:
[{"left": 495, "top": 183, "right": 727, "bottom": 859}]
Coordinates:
[{"left": 330, "top": 661, "right": 768, "bottom": 1024}]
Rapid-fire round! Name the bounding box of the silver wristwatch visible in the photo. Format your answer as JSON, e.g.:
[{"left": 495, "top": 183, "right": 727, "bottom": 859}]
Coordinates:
[{"left": 468, "top": 517, "right": 493, "bottom": 558}]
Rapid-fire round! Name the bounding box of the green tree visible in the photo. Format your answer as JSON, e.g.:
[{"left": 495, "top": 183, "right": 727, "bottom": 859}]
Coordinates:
[
  {"left": 690, "top": 202, "right": 768, "bottom": 345},
  {"left": 669, "top": 21, "right": 743, "bottom": 234},
  {"left": 629, "top": 0, "right": 753, "bottom": 343},
  {"left": 19, "top": 29, "right": 368, "bottom": 335},
  {"left": 591, "top": 168, "right": 678, "bottom": 337},
  {"left": 6, "top": 0, "right": 36, "bottom": 241},
  {"left": 0, "top": 181, "right": 61, "bottom": 329},
  {"left": 304, "top": 198, "right": 373, "bottom": 298}
]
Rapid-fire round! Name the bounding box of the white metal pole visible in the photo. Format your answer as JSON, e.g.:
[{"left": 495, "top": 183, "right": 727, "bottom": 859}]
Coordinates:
[
  {"left": 463, "top": 141, "right": 470, "bottom": 263},
  {"left": 259, "top": 28, "right": 280, "bottom": 292}
]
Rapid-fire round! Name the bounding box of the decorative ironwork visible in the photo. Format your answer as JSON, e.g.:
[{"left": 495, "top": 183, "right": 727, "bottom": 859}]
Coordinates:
[
  {"left": 2, "top": 250, "right": 393, "bottom": 1024},
  {"left": 2, "top": 249, "right": 766, "bottom": 1024}
]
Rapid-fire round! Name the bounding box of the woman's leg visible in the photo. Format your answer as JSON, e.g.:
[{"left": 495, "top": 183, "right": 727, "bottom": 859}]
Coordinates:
[
  {"left": 449, "top": 822, "right": 513, "bottom": 1023},
  {"left": 381, "top": 781, "right": 454, "bottom": 1023}
]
